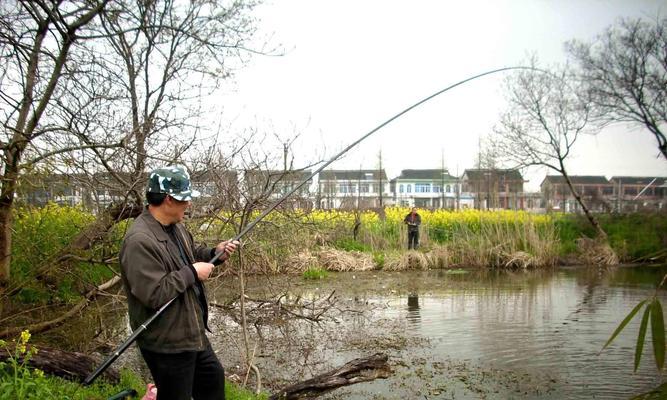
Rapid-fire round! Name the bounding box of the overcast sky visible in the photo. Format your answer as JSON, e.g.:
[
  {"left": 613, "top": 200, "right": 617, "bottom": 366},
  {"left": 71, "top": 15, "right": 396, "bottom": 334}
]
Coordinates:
[{"left": 217, "top": 0, "right": 667, "bottom": 191}]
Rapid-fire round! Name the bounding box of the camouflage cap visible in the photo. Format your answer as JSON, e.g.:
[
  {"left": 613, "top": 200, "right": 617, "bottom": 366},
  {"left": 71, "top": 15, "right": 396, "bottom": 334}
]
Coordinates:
[{"left": 146, "top": 165, "right": 200, "bottom": 201}]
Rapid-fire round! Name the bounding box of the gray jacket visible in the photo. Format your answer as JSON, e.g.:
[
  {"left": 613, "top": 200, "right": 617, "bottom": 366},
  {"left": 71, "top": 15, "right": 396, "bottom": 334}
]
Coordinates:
[{"left": 120, "top": 209, "right": 215, "bottom": 353}]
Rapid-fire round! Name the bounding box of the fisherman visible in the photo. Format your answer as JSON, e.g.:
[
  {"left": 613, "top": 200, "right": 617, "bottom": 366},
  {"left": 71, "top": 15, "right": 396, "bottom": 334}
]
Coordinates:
[
  {"left": 403, "top": 207, "right": 422, "bottom": 250},
  {"left": 119, "top": 165, "right": 238, "bottom": 400}
]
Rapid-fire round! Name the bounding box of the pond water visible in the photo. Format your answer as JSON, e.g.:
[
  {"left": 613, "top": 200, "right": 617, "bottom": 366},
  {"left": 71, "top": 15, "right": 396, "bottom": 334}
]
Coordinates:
[
  {"left": 85, "top": 265, "right": 667, "bottom": 399},
  {"left": 206, "top": 265, "right": 666, "bottom": 399}
]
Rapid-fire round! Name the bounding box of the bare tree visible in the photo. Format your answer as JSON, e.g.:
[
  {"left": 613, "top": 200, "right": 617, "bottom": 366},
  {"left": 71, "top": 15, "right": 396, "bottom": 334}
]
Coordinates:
[
  {"left": 0, "top": 0, "right": 264, "bottom": 287},
  {"left": 58, "top": 0, "right": 263, "bottom": 253},
  {"left": 566, "top": 17, "right": 667, "bottom": 159},
  {"left": 0, "top": 1, "right": 111, "bottom": 284},
  {"left": 493, "top": 63, "right": 609, "bottom": 239}
]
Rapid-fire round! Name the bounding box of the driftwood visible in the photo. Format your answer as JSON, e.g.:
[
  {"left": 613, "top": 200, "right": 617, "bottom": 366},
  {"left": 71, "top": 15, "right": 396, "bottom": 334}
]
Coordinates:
[
  {"left": 0, "top": 344, "right": 120, "bottom": 384},
  {"left": 269, "top": 353, "right": 391, "bottom": 400}
]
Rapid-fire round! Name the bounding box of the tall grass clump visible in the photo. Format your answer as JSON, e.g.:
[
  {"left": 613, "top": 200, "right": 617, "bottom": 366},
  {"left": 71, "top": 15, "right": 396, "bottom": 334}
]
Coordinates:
[
  {"left": 556, "top": 212, "right": 667, "bottom": 262},
  {"left": 366, "top": 208, "right": 559, "bottom": 269},
  {"left": 303, "top": 267, "right": 328, "bottom": 280},
  {"left": 446, "top": 216, "right": 559, "bottom": 268}
]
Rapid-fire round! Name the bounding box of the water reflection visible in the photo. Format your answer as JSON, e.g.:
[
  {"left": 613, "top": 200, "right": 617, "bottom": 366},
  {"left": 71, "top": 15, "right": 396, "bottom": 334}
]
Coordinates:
[{"left": 406, "top": 293, "right": 420, "bottom": 324}]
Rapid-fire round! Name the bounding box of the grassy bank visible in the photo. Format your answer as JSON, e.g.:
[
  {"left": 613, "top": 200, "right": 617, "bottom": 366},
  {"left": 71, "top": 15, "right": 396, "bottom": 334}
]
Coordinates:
[{"left": 0, "top": 331, "right": 266, "bottom": 400}]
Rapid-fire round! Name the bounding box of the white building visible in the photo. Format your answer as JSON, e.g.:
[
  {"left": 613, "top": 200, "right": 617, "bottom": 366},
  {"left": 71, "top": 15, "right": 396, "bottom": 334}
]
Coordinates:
[
  {"left": 317, "top": 169, "right": 390, "bottom": 209},
  {"left": 390, "top": 169, "right": 461, "bottom": 208}
]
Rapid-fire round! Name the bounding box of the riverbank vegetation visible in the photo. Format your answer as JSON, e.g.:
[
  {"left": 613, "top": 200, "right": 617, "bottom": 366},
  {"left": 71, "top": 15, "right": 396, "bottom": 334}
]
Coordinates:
[
  {"left": 2, "top": 204, "right": 665, "bottom": 396},
  {"left": 6, "top": 205, "right": 666, "bottom": 298}
]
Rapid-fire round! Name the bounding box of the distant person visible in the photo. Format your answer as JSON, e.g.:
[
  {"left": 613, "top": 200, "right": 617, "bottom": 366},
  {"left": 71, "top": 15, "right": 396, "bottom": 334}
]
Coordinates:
[{"left": 403, "top": 207, "right": 421, "bottom": 250}]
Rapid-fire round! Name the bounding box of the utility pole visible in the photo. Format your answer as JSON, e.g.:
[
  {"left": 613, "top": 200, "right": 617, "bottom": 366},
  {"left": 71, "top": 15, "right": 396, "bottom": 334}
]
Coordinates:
[
  {"left": 378, "top": 150, "right": 384, "bottom": 208},
  {"left": 456, "top": 164, "right": 460, "bottom": 210},
  {"left": 283, "top": 142, "right": 288, "bottom": 172},
  {"left": 441, "top": 149, "right": 445, "bottom": 209}
]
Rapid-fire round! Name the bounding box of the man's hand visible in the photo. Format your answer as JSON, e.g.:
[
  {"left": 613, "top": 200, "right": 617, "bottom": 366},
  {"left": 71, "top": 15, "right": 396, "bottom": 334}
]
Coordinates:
[
  {"left": 193, "top": 262, "right": 214, "bottom": 281},
  {"left": 215, "top": 240, "right": 240, "bottom": 259}
]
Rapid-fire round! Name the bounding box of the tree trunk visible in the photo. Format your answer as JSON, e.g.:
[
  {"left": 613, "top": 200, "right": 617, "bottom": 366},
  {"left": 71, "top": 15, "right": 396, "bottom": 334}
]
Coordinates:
[
  {"left": 0, "top": 345, "right": 120, "bottom": 384},
  {"left": 269, "top": 353, "right": 391, "bottom": 400},
  {"left": 562, "top": 172, "right": 607, "bottom": 239},
  {"left": 0, "top": 170, "right": 17, "bottom": 285},
  {"left": 0, "top": 204, "right": 12, "bottom": 286},
  {"left": 69, "top": 201, "right": 142, "bottom": 251}
]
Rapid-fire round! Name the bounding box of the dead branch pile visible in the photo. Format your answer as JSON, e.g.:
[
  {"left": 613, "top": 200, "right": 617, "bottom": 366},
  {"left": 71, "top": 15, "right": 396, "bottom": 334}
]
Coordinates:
[
  {"left": 212, "top": 291, "right": 338, "bottom": 325},
  {"left": 576, "top": 237, "right": 619, "bottom": 265}
]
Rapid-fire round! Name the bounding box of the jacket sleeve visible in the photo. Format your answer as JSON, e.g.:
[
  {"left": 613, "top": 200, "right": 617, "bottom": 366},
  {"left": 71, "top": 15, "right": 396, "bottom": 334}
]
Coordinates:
[{"left": 121, "top": 232, "right": 196, "bottom": 309}]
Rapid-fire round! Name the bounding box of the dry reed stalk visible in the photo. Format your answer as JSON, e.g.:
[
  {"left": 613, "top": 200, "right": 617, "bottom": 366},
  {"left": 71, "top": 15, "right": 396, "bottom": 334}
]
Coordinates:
[
  {"left": 384, "top": 251, "right": 430, "bottom": 271},
  {"left": 283, "top": 251, "right": 319, "bottom": 274},
  {"left": 427, "top": 246, "right": 450, "bottom": 269},
  {"left": 317, "top": 247, "right": 375, "bottom": 272},
  {"left": 575, "top": 237, "right": 619, "bottom": 265},
  {"left": 503, "top": 251, "right": 538, "bottom": 269}
]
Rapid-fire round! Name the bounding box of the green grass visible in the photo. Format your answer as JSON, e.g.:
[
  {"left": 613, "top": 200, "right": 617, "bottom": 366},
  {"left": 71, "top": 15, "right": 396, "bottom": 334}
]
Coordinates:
[
  {"left": 303, "top": 267, "right": 329, "bottom": 280},
  {"left": 556, "top": 213, "right": 667, "bottom": 261},
  {"left": 333, "top": 237, "right": 371, "bottom": 252},
  {"left": 226, "top": 382, "right": 269, "bottom": 400}
]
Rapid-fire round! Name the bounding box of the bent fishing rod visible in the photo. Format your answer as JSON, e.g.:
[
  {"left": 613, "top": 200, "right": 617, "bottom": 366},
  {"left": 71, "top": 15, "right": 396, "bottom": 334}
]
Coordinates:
[{"left": 84, "top": 65, "right": 537, "bottom": 386}]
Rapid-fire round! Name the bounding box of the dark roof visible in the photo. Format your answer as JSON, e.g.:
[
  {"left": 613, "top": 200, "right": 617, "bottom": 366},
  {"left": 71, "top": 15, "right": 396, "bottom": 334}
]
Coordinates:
[
  {"left": 244, "top": 169, "right": 312, "bottom": 182},
  {"left": 191, "top": 170, "right": 238, "bottom": 182},
  {"left": 395, "top": 169, "right": 456, "bottom": 180},
  {"left": 463, "top": 169, "right": 523, "bottom": 181},
  {"left": 542, "top": 175, "right": 610, "bottom": 185},
  {"left": 319, "top": 169, "right": 388, "bottom": 181},
  {"left": 609, "top": 176, "right": 667, "bottom": 186}
]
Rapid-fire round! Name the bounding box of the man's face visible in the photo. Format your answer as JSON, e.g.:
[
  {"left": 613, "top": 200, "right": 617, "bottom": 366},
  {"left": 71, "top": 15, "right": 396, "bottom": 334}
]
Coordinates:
[
  {"left": 411, "top": 207, "right": 417, "bottom": 213},
  {"left": 166, "top": 196, "right": 191, "bottom": 223}
]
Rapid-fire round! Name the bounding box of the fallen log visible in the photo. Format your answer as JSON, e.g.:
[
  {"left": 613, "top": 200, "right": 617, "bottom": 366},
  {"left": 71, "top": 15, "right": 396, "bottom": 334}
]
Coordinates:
[
  {"left": 269, "top": 352, "right": 391, "bottom": 400},
  {"left": 0, "top": 344, "right": 120, "bottom": 384}
]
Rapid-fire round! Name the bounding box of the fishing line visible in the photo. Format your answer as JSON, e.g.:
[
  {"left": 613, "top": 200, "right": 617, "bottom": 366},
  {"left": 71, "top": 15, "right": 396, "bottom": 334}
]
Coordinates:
[{"left": 85, "top": 66, "right": 541, "bottom": 390}]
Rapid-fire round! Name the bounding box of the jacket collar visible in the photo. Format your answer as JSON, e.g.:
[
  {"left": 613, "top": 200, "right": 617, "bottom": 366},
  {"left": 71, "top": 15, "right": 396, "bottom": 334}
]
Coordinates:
[{"left": 141, "top": 207, "right": 170, "bottom": 242}]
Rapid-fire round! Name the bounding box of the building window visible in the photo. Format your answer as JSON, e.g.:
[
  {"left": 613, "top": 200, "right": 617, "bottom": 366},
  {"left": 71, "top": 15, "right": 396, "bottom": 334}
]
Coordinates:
[
  {"left": 339, "top": 183, "right": 348, "bottom": 193},
  {"left": 433, "top": 184, "right": 441, "bottom": 193},
  {"left": 415, "top": 183, "right": 430, "bottom": 193},
  {"left": 446, "top": 185, "right": 451, "bottom": 193},
  {"left": 399, "top": 184, "right": 404, "bottom": 193},
  {"left": 407, "top": 184, "right": 412, "bottom": 193},
  {"left": 360, "top": 183, "right": 370, "bottom": 193}
]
